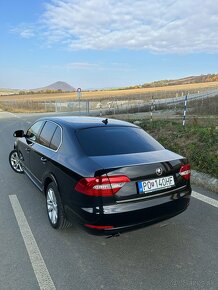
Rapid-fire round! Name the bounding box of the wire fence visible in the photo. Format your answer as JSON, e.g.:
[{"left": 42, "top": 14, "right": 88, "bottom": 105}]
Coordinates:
[{"left": 0, "top": 90, "right": 217, "bottom": 126}]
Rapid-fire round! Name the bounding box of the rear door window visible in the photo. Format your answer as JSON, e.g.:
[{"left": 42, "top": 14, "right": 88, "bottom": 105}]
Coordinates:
[
  {"left": 50, "top": 126, "right": 62, "bottom": 150},
  {"left": 76, "top": 126, "right": 164, "bottom": 156},
  {"left": 38, "top": 121, "right": 57, "bottom": 148}
]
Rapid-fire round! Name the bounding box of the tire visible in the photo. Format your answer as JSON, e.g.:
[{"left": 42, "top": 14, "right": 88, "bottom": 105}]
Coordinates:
[
  {"left": 46, "top": 182, "right": 72, "bottom": 229},
  {"left": 9, "top": 149, "right": 24, "bottom": 174}
]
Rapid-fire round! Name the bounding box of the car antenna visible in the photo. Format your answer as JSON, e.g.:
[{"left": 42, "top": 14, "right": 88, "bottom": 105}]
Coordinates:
[{"left": 102, "top": 118, "right": 108, "bottom": 125}]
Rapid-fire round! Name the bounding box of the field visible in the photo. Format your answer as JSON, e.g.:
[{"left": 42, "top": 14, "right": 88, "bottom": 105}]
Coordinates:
[
  {"left": 1, "top": 81, "right": 218, "bottom": 102},
  {"left": 0, "top": 89, "right": 19, "bottom": 96}
]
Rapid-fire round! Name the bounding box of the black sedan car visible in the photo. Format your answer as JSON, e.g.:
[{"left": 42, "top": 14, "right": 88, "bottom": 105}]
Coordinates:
[{"left": 9, "top": 117, "right": 191, "bottom": 235}]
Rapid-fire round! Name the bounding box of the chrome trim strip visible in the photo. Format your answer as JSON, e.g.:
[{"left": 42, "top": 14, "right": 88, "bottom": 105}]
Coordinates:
[
  {"left": 23, "top": 168, "right": 43, "bottom": 191},
  {"left": 116, "top": 185, "right": 187, "bottom": 204}
]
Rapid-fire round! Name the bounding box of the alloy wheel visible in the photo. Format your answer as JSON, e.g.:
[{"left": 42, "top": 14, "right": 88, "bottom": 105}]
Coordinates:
[
  {"left": 10, "top": 151, "right": 24, "bottom": 173},
  {"left": 47, "top": 188, "right": 58, "bottom": 225}
]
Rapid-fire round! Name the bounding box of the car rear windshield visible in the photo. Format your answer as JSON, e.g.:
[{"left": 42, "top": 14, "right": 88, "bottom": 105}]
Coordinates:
[{"left": 76, "top": 126, "right": 164, "bottom": 156}]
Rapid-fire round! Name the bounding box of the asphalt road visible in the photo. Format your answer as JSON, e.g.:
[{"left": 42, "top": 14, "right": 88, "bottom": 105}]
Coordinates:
[{"left": 0, "top": 111, "right": 217, "bottom": 290}]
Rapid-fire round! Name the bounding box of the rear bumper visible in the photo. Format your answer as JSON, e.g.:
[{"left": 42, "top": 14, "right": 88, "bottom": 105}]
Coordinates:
[{"left": 67, "top": 186, "right": 191, "bottom": 235}]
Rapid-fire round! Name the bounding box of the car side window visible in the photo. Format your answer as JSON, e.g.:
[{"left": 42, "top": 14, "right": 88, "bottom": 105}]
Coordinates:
[
  {"left": 50, "top": 126, "right": 62, "bottom": 151},
  {"left": 38, "top": 121, "right": 57, "bottom": 148},
  {"left": 26, "top": 121, "right": 44, "bottom": 142}
]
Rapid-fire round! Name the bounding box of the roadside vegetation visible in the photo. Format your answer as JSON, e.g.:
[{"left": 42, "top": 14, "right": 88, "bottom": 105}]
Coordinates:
[{"left": 139, "top": 119, "right": 218, "bottom": 178}]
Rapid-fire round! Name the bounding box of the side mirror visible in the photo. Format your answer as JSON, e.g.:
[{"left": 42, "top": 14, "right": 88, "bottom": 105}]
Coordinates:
[{"left": 13, "top": 130, "right": 25, "bottom": 138}]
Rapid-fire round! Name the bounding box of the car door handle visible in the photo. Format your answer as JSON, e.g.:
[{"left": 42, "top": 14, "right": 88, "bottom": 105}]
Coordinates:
[
  {"left": 41, "top": 157, "right": 47, "bottom": 163},
  {"left": 25, "top": 148, "right": 31, "bottom": 152}
]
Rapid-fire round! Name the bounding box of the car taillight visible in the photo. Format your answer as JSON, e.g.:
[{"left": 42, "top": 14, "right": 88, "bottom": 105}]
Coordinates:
[
  {"left": 179, "top": 164, "right": 191, "bottom": 180},
  {"left": 75, "top": 175, "right": 130, "bottom": 197}
]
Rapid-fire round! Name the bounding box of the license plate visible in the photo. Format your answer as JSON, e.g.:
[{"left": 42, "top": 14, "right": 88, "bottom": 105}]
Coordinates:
[{"left": 138, "top": 176, "right": 175, "bottom": 194}]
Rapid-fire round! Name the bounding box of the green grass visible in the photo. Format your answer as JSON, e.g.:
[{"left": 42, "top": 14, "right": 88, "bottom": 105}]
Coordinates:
[{"left": 138, "top": 120, "right": 218, "bottom": 178}]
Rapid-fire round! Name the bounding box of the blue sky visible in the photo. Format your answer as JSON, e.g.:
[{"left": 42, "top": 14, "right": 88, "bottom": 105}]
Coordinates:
[{"left": 0, "top": 0, "right": 218, "bottom": 90}]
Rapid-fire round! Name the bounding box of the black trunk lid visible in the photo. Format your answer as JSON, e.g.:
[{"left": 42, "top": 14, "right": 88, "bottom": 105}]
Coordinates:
[{"left": 90, "top": 149, "right": 188, "bottom": 202}]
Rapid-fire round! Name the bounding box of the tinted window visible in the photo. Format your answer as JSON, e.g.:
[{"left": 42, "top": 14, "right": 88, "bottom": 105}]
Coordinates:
[
  {"left": 39, "top": 121, "right": 57, "bottom": 148},
  {"left": 50, "top": 126, "right": 62, "bottom": 150},
  {"left": 76, "top": 127, "right": 164, "bottom": 156},
  {"left": 26, "top": 121, "right": 44, "bottom": 141}
]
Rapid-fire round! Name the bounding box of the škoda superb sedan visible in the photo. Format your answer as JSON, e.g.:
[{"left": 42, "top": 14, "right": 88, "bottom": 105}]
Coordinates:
[{"left": 9, "top": 117, "right": 191, "bottom": 235}]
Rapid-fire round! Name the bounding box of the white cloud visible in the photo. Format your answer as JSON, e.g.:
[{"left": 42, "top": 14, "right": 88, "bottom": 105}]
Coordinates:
[
  {"left": 11, "top": 26, "right": 35, "bottom": 39},
  {"left": 15, "top": 0, "right": 218, "bottom": 53},
  {"left": 66, "top": 62, "right": 99, "bottom": 69},
  {"left": 40, "top": 61, "right": 132, "bottom": 74}
]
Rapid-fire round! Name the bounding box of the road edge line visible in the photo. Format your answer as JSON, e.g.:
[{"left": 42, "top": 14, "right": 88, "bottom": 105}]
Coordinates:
[
  {"left": 9, "top": 195, "right": 56, "bottom": 290},
  {"left": 192, "top": 191, "right": 218, "bottom": 208}
]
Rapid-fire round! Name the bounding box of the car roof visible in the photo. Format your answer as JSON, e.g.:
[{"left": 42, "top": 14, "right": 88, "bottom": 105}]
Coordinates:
[{"left": 38, "top": 116, "right": 138, "bottom": 129}]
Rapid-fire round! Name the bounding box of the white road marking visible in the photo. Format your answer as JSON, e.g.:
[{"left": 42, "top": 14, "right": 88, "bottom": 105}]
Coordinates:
[
  {"left": 192, "top": 191, "right": 218, "bottom": 208},
  {"left": 9, "top": 195, "right": 56, "bottom": 290},
  {"left": 8, "top": 112, "right": 22, "bottom": 119},
  {"left": 1, "top": 111, "right": 32, "bottom": 124}
]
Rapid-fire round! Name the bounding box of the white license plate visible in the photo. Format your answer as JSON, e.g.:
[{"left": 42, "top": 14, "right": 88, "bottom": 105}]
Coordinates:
[{"left": 138, "top": 176, "right": 175, "bottom": 194}]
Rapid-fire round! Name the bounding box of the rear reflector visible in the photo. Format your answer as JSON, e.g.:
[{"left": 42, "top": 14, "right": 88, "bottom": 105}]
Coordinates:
[
  {"left": 84, "top": 224, "right": 114, "bottom": 230},
  {"left": 75, "top": 175, "right": 130, "bottom": 197},
  {"left": 179, "top": 164, "right": 191, "bottom": 180}
]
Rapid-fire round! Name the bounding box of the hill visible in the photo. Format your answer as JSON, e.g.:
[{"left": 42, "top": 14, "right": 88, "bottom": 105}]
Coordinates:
[
  {"left": 1, "top": 74, "right": 218, "bottom": 95},
  {"left": 142, "top": 74, "right": 218, "bottom": 88},
  {"left": 32, "top": 81, "right": 75, "bottom": 92}
]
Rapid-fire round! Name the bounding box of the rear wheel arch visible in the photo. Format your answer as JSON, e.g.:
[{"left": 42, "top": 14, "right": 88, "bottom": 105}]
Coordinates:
[
  {"left": 46, "top": 181, "right": 72, "bottom": 229},
  {"left": 43, "top": 174, "right": 59, "bottom": 195}
]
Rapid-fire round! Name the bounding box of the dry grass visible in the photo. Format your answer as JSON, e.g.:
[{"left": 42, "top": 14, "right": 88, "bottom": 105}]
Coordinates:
[{"left": 1, "top": 81, "right": 218, "bottom": 102}]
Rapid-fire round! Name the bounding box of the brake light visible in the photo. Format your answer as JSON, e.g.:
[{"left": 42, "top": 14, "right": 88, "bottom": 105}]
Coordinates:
[
  {"left": 179, "top": 164, "right": 191, "bottom": 180},
  {"left": 75, "top": 175, "right": 130, "bottom": 197}
]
